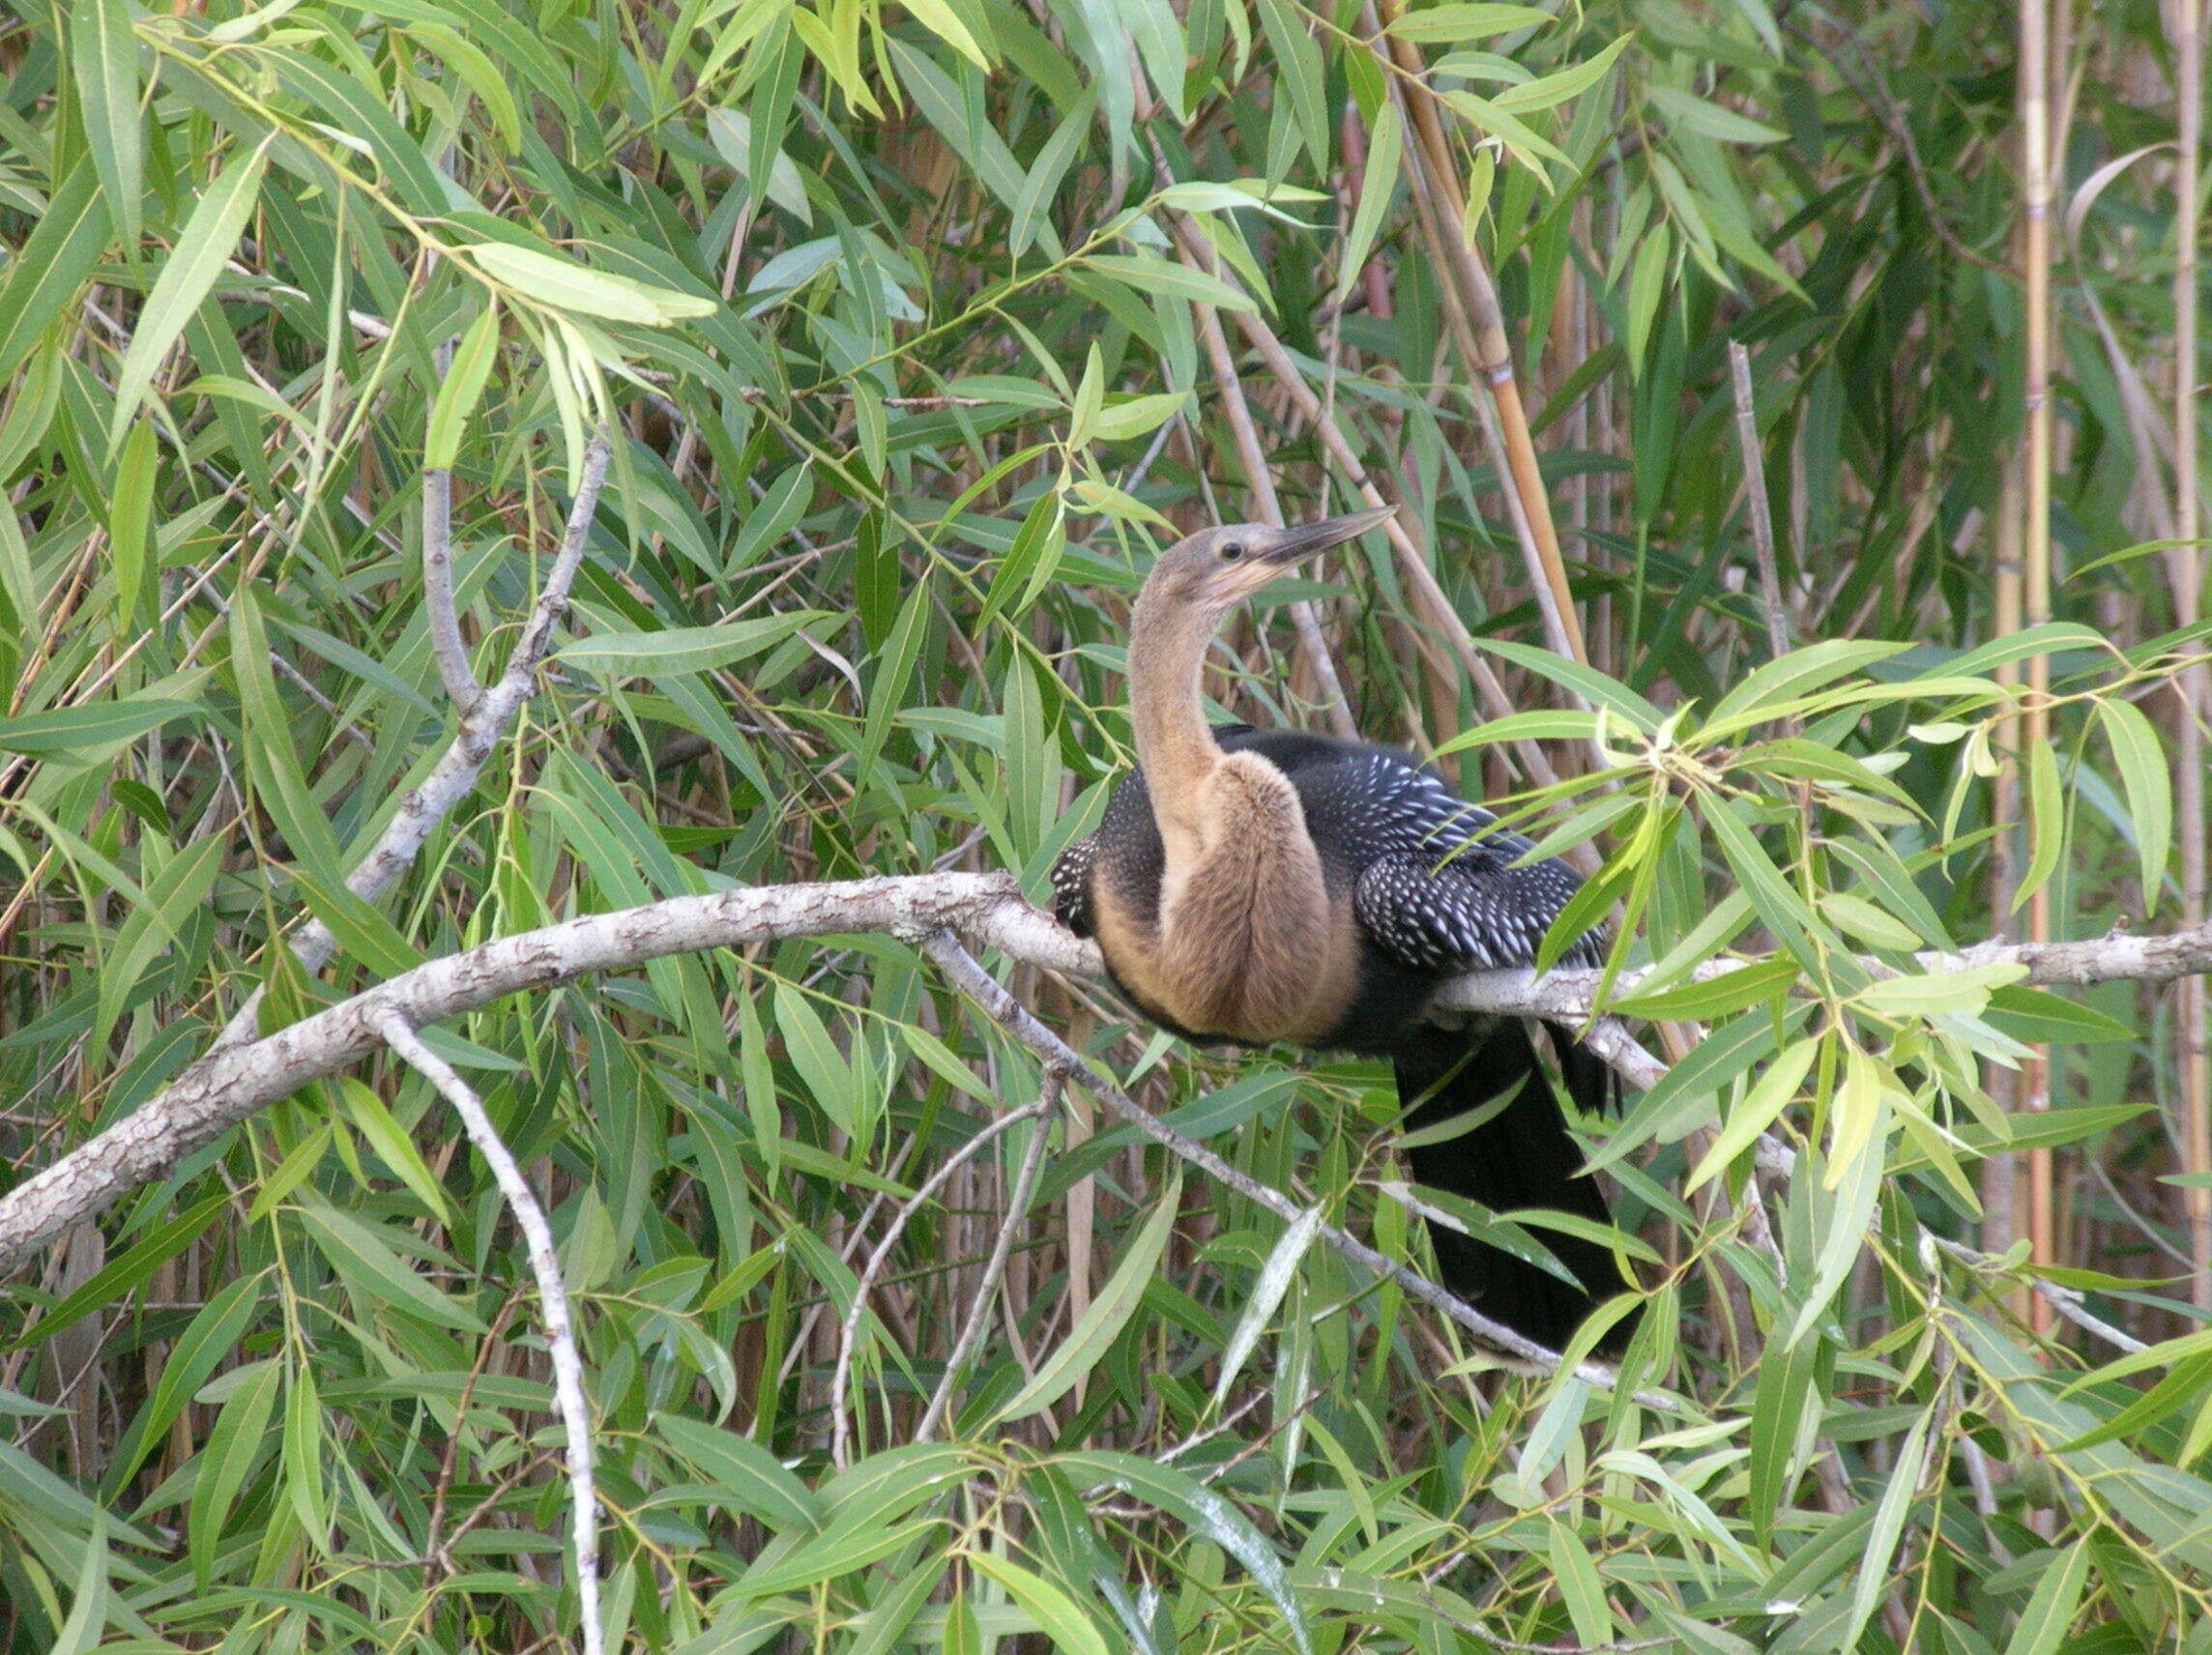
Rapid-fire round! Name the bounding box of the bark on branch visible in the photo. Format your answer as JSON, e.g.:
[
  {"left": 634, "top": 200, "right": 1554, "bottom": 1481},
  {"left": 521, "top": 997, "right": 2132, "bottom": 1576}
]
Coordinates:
[{"left": 4, "top": 870, "right": 2209, "bottom": 1289}]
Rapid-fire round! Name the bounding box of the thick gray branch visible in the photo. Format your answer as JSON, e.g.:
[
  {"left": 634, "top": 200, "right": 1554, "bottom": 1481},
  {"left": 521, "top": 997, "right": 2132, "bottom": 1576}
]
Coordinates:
[
  {"left": 0, "top": 874, "right": 1065, "bottom": 1275},
  {"left": 7, "top": 869, "right": 2210, "bottom": 1285}
]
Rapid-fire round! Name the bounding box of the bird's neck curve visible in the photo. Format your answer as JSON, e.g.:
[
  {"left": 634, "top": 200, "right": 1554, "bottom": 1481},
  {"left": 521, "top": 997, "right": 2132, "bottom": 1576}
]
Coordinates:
[{"left": 1127, "top": 584, "right": 1222, "bottom": 843}]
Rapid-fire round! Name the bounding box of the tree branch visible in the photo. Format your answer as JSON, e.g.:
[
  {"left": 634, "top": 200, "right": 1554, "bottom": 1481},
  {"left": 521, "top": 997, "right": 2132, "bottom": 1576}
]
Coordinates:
[
  {"left": 7, "top": 866, "right": 2210, "bottom": 1308},
  {"left": 832, "top": 1086, "right": 1058, "bottom": 1466},
  {"left": 915, "top": 933, "right": 1652, "bottom": 1390},
  {"left": 378, "top": 1010, "right": 603, "bottom": 1655},
  {"left": 208, "top": 433, "right": 615, "bottom": 1054},
  {"left": 422, "top": 466, "right": 483, "bottom": 715}
]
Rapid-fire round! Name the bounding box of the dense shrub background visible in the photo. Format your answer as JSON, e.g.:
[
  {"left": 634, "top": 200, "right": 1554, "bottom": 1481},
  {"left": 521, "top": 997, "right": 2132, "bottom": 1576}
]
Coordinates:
[{"left": 1, "top": 0, "right": 2209, "bottom": 1648}]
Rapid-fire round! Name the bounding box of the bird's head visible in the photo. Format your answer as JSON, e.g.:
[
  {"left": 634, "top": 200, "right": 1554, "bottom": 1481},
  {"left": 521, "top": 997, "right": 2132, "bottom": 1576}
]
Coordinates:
[{"left": 1140, "top": 506, "right": 1397, "bottom": 616}]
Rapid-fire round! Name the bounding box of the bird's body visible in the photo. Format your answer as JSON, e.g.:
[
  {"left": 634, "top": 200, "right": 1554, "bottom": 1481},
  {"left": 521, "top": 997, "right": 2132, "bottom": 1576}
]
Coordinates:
[{"left": 1053, "top": 510, "right": 1632, "bottom": 1351}]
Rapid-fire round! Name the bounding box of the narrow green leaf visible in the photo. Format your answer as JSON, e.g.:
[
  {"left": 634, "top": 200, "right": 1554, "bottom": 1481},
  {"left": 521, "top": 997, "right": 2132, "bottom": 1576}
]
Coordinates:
[
  {"left": 654, "top": 1412, "right": 821, "bottom": 1531},
  {"left": 981, "top": 487, "right": 1066, "bottom": 629},
  {"left": 108, "top": 418, "right": 158, "bottom": 630},
  {"left": 1010, "top": 94, "right": 1093, "bottom": 258},
  {"left": 1626, "top": 224, "right": 1669, "bottom": 376},
  {"left": 2099, "top": 697, "right": 2170, "bottom": 914},
  {"left": 0, "top": 698, "right": 195, "bottom": 758},
  {"left": 92, "top": 829, "right": 224, "bottom": 1053},
  {"left": 1493, "top": 33, "right": 1633, "bottom": 113},
  {"left": 1253, "top": 0, "right": 1328, "bottom": 166},
  {"left": 1862, "top": 963, "right": 2028, "bottom": 1020},
  {"left": 1611, "top": 958, "right": 1798, "bottom": 1021},
  {"left": 2015, "top": 739, "right": 2064, "bottom": 914},
  {"left": 110, "top": 138, "right": 271, "bottom": 450},
  {"left": 298, "top": 1203, "right": 487, "bottom": 1333},
  {"left": 2001, "top": 1535, "right": 2090, "bottom": 1655},
  {"left": 773, "top": 982, "right": 856, "bottom": 1136},
  {"left": 1333, "top": 102, "right": 1403, "bottom": 307},
  {"left": 335, "top": 1077, "right": 451, "bottom": 1223},
  {"left": 0, "top": 161, "right": 112, "bottom": 385},
  {"left": 1387, "top": 4, "right": 1554, "bottom": 42},
  {"left": 1747, "top": 1335, "right": 1819, "bottom": 1546},
  {"left": 230, "top": 588, "right": 344, "bottom": 880},
  {"left": 50, "top": 1512, "right": 108, "bottom": 1655},
  {"left": 999, "top": 1174, "right": 1180, "bottom": 1422},
  {"left": 1683, "top": 1033, "right": 1818, "bottom": 1195},
  {"left": 1062, "top": 1450, "right": 1312, "bottom": 1655},
  {"left": 468, "top": 242, "right": 716, "bottom": 323},
  {"left": 1705, "top": 639, "right": 1913, "bottom": 733},
  {"left": 1212, "top": 1205, "right": 1323, "bottom": 1406},
  {"left": 1545, "top": 1520, "right": 1614, "bottom": 1648},
  {"left": 1474, "top": 636, "right": 1667, "bottom": 729},
  {"left": 967, "top": 1553, "right": 1111, "bottom": 1655},
  {"left": 423, "top": 304, "right": 502, "bottom": 468},
  {"left": 1842, "top": 1411, "right": 1928, "bottom": 1646},
  {"left": 109, "top": 1273, "right": 264, "bottom": 1489},
  {"left": 72, "top": 0, "right": 142, "bottom": 248},
  {"left": 1086, "top": 253, "right": 1254, "bottom": 314},
  {"left": 14, "top": 1192, "right": 229, "bottom": 1351},
  {"left": 1586, "top": 1003, "right": 1811, "bottom": 1174},
  {"left": 1647, "top": 84, "right": 1788, "bottom": 144},
  {"left": 558, "top": 612, "right": 826, "bottom": 676},
  {"left": 1937, "top": 623, "right": 2110, "bottom": 679},
  {"left": 188, "top": 1358, "right": 280, "bottom": 1588}
]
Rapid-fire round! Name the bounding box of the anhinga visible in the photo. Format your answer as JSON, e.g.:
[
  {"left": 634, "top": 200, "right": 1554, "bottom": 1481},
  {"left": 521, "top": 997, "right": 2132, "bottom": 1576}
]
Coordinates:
[{"left": 1052, "top": 508, "right": 1632, "bottom": 1351}]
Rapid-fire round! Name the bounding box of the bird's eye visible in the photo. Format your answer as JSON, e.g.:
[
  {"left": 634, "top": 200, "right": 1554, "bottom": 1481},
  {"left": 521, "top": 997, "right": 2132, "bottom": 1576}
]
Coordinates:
[{"left": 1219, "top": 541, "right": 1245, "bottom": 562}]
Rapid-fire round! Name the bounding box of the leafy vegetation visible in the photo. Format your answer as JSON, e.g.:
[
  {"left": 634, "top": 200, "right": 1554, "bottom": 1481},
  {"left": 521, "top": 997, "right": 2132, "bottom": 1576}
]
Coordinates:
[{"left": 1, "top": 0, "right": 2208, "bottom": 1650}]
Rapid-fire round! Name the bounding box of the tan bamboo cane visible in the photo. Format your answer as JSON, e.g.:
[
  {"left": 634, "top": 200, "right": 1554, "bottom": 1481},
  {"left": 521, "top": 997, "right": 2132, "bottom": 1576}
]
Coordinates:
[
  {"left": 2172, "top": 0, "right": 2210, "bottom": 1312},
  {"left": 2021, "top": 0, "right": 2057, "bottom": 1335},
  {"left": 1364, "top": 0, "right": 1588, "bottom": 668}
]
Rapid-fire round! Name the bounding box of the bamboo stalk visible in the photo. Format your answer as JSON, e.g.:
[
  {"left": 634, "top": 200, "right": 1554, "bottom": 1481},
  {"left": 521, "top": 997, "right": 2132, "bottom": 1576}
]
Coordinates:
[
  {"left": 1987, "top": 457, "right": 2025, "bottom": 1276},
  {"left": 1727, "top": 341, "right": 1791, "bottom": 661},
  {"left": 1363, "top": 0, "right": 1587, "bottom": 668},
  {"left": 2172, "top": 0, "right": 2210, "bottom": 1311},
  {"left": 2020, "top": 0, "right": 2056, "bottom": 1335}
]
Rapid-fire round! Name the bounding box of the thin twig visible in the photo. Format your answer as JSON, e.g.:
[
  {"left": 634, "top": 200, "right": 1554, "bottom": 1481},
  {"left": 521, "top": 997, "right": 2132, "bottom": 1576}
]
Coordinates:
[
  {"left": 1183, "top": 254, "right": 1359, "bottom": 741},
  {"left": 422, "top": 466, "right": 483, "bottom": 713},
  {"left": 917, "top": 931, "right": 1656, "bottom": 1393},
  {"left": 914, "top": 1066, "right": 1065, "bottom": 1440},
  {"left": 1931, "top": 1234, "right": 2146, "bottom": 1353},
  {"left": 2019, "top": 0, "right": 2058, "bottom": 1329},
  {"left": 2170, "top": 0, "right": 2211, "bottom": 1314},
  {"left": 1727, "top": 341, "right": 1791, "bottom": 661},
  {"left": 830, "top": 1093, "right": 1056, "bottom": 1466},
  {"left": 377, "top": 1011, "right": 602, "bottom": 1655}
]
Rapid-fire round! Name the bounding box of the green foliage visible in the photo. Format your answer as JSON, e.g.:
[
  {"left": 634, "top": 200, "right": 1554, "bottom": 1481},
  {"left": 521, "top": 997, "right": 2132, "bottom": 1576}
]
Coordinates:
[{"left": 0, "top": 0, "right": 2207, "bottom": 1650}]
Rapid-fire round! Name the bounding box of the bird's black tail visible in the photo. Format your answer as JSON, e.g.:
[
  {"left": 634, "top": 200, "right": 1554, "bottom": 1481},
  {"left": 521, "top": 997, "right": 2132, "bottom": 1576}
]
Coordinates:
[{"left": 1395, "top": 1018, "right": 1635, "bottom": 1353}]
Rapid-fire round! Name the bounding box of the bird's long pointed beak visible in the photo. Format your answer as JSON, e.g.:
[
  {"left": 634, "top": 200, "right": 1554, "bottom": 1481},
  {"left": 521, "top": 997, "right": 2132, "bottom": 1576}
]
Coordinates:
[{"left": 1259, "top": 504, "right": 1398, "bottom": 565}]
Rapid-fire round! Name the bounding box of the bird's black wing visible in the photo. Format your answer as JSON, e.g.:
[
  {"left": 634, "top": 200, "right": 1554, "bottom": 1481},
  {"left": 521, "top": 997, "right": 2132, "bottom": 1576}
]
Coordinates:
[
  {"left": 1326, "top": 758, "right": 1626, "bottom": 1347},
  {"left": 1299, "top": 752, "right": 1599, "bottom": 973},
  {"left": 1049, "top": 833, "right": 1098, "bottom": 937}
]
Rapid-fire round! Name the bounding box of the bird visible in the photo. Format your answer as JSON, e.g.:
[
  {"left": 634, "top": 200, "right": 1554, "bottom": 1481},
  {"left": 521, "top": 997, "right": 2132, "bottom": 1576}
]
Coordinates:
[{"left": 1050, "top": 508, "right": 1635, "bottom": 1352}]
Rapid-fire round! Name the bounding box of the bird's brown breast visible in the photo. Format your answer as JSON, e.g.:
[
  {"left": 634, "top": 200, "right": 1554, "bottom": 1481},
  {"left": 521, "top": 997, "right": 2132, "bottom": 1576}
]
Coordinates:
[{"left": 1091, "top": 753, "right": 1360, "bottom": 1047}]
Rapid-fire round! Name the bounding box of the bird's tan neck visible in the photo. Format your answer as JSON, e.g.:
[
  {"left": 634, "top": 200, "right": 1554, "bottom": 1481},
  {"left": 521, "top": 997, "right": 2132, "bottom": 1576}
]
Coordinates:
[
  {"left": 1127, "top": 588, "right": 1222, "bottom": 856},
  {"left": 1114, "top": 588, "right": 1356, "bottom": 1044}
]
